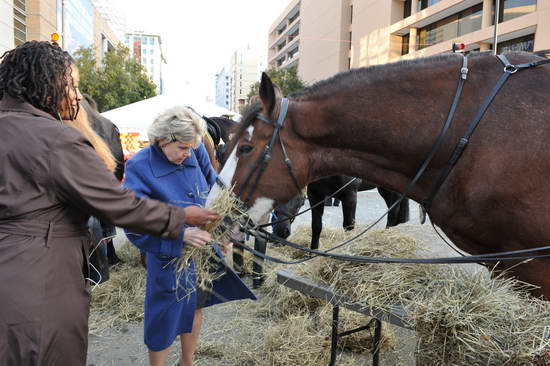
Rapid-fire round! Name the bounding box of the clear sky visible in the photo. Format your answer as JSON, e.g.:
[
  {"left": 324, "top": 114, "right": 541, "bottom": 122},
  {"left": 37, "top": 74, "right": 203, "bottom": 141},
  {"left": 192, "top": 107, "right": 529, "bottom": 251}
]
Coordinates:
[{"left": 111, "top": 0, "right": 291, "bottom": 101}]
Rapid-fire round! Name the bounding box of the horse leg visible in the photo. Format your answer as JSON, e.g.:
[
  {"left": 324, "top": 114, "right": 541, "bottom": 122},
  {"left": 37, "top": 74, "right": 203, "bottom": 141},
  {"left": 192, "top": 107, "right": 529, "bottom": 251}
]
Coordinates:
[
  {"left": 252, "top": 236, "right": 267, "bottom": 289},
  {"left": 377, "top": 187, "right": 399, "bottom": 228},
  {"left": 232, "top": 232, "right": 245, "bottom": 276},
  {"left": 398, "top": 197, "right": 410, "bottom": 224},
  {"left": 308, "top": 190, "right": 325, "bottom": 250},
  {"left": 341, "top": 191, "right": 357, "bottom": 231}
]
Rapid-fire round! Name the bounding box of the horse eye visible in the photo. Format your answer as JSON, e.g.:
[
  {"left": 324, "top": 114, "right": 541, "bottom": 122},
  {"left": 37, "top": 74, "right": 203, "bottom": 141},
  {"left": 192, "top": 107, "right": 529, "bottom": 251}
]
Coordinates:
[{"left": 238, "top": 144, "right": 253, "bottom": 155}]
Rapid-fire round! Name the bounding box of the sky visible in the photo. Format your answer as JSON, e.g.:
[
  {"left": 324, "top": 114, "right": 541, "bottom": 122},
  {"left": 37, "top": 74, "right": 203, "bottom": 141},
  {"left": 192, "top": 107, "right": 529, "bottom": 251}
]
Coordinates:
[{"left": 111, "top": 0, "right": 291, "bottom": 101}]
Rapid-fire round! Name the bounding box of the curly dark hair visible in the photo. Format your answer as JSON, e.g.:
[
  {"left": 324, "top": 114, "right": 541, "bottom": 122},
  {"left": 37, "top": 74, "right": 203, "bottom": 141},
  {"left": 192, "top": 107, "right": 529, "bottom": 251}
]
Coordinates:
[{"left": 0, "top": 41, "right": 78, "bottom": 119}]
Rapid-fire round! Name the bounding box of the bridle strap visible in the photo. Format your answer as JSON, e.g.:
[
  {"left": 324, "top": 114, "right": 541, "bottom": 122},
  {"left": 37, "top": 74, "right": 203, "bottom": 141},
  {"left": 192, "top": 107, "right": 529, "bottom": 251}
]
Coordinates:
[
  {"left": 237, "top": 98, "right": 302, "bottom": 204},
  {"left": 423, "top": 54, "right": 549, "bottom": 209}
]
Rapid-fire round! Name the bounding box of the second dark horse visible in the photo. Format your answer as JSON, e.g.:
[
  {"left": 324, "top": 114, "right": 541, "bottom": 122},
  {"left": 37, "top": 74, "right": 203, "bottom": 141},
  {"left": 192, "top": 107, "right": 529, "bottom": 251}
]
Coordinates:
[{"left": 273, "top": 176, "right": 410, "bottom": 249}]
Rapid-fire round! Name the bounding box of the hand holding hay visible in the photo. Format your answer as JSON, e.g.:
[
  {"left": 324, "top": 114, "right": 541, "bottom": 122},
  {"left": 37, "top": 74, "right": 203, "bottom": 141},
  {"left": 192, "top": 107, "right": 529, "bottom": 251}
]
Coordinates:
[{"left": 175, "top": 186, "right": 248, "bottom": 291}]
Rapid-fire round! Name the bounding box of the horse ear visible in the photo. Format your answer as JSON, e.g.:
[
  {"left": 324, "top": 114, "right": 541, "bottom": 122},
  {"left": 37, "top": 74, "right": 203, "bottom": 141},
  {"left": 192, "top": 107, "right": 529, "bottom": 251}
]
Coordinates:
[{"left": 259, "top": 72, "right": 276, "bottom": 115}]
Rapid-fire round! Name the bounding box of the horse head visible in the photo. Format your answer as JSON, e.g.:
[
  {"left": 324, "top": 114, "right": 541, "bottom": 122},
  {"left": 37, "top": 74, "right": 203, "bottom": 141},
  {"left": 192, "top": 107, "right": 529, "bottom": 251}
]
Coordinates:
[
  {"left": 272, "top": 193, "right": 306, "bottom": 239},
  {"left": 211, "top": 73, "right": 310, "bottom": 223}
]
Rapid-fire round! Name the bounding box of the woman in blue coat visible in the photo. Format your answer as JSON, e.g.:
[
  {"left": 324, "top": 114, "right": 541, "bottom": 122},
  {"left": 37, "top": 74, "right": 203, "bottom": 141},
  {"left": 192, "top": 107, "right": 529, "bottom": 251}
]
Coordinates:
[{"left": 123, "top": 106, "right": 253, "bottom": 366}]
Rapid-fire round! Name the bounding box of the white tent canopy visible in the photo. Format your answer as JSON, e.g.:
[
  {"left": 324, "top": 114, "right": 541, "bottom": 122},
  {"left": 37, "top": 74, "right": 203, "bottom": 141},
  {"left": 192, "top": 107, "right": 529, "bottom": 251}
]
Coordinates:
[{"left": 102, "top": 95, "right": 239, "bottom": 138}]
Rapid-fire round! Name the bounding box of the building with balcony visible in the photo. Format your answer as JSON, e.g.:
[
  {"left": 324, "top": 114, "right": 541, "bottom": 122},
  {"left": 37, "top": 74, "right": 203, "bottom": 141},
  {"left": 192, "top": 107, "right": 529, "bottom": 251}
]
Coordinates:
[
  {"left": 268, "top": 0, "right": 301, "bottom": 71},
  {"left": 268, "top": 0, "right": 352, "bottom": 84},
  {"left": 125, "top": 32, "right": 166, "bottom": 94},
  {"left": 269, "top": 0, "right": 548, "bottom": 84},
  {"left": 352, "top": 0, "right": 549, "bottom": 68}
]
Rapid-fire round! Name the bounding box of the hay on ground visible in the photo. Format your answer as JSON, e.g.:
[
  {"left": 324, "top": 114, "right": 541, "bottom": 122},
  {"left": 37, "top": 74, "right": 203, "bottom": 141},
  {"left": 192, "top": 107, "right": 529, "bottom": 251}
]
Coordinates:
[{"left": 89, "top": 242, "right": 145, "bottom": 333}]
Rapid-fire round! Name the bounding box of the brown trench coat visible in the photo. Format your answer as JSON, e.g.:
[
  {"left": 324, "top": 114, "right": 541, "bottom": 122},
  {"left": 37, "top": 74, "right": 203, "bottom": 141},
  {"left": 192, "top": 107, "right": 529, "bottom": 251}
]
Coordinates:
[{"left": 0, "top": 96, "right": 187, "bottom": 365}]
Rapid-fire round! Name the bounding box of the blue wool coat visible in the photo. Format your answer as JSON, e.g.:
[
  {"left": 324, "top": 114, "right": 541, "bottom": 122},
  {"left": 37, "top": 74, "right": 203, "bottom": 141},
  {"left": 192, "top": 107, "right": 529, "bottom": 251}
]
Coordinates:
[{"left": 123, "top": 143, "right": 255, "bottom": 352}]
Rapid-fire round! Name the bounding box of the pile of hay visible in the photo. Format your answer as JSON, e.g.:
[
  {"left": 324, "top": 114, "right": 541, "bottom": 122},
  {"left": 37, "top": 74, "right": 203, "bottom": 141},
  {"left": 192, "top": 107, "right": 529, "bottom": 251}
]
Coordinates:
[
  {"left": 89, "top": 242, "right": 145, "bottom": 333},
  {"left": 284, "top": 225, "right": 550, "bottom": 365}
]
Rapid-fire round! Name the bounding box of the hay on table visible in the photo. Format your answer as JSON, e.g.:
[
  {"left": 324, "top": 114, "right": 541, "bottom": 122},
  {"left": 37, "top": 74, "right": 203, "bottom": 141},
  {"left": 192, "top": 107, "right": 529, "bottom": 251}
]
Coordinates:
[{"left": 286, "top": 226, "right": 550, "bottom": 366}]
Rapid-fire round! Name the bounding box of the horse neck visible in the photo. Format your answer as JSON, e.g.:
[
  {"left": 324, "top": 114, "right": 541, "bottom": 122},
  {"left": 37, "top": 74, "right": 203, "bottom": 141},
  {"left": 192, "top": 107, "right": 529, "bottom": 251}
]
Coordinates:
[{"left": 291, "top": 56, "right": 473, "bottom": 202}]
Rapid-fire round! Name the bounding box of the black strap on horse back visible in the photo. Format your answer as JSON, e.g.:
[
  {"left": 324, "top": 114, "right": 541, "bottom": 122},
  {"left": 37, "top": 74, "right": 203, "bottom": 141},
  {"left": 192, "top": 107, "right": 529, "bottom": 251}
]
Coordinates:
[{"left": 423, "top": 54, "right": 550, "bottom": 209}]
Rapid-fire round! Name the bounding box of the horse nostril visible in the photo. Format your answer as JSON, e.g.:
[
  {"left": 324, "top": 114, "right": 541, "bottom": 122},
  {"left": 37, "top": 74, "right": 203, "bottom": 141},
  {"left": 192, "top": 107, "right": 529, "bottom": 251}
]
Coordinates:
[{"left": 283, "top": 228, "right": 290, "bottom": 238}]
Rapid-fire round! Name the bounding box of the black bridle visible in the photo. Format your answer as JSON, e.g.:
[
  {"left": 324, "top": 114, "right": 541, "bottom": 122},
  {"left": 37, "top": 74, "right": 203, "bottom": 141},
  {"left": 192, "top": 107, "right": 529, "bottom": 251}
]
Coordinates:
[{"left": 237, "top": 98, "right": 302, "bottom": 204}]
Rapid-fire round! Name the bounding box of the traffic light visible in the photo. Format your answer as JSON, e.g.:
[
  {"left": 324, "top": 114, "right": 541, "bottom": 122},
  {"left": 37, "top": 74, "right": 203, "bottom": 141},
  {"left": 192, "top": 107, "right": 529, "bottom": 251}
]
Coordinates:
[
  {"left": 51, "top": 33, "right": 60, "bottom": 47},
  {"left": 452, "top": 42, "right": 465, "bottom": 53}
]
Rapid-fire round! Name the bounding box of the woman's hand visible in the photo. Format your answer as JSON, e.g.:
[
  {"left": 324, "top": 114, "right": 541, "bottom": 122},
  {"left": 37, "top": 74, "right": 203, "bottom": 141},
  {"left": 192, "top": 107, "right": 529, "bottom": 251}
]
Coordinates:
[
  {"left": 183, "top": 206, "right": 221, "bottom": 226},
  {"left": 221, "top": 239, "right": 233, "bottom": 256},
  {"left": 183, "top": 227, "right": 212, "bottom": 249}
]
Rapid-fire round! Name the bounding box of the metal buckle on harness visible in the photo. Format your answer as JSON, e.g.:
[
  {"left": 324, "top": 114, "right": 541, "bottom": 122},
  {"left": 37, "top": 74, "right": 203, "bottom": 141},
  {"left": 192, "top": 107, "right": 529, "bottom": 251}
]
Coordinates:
[{"left": 504, "top": 65, "right": 518, "bottom": 74}]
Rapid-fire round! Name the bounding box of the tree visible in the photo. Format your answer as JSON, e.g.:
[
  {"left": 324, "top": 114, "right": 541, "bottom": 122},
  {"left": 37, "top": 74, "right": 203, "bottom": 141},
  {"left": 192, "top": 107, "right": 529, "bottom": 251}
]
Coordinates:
[
  {"left": 247, "top": 66, "right": 306, "bottom": 100},
  {"left": 73, "top": 45, "right": 157, "bottom": 112}
]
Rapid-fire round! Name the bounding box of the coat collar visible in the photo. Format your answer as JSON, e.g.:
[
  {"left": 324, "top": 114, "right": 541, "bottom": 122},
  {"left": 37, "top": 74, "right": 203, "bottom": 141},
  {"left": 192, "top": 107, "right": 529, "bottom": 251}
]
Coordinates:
[
  {"left": 149, "top": 144, "right": 198, "bottom": 178},
  {"left": 0, "top": 95, "right": 58, "bottom": 122}
]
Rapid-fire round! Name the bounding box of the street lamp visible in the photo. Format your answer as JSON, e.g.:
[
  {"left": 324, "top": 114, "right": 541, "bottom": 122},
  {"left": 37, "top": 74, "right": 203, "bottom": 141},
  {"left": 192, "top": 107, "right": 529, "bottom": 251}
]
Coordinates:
[{"left": 493, "top": 0, "right": 500, "bottom": 55}]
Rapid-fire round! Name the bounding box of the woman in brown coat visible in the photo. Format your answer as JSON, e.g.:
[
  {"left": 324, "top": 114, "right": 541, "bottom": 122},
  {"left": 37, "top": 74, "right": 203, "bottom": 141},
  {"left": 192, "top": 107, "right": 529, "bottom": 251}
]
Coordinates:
[{"left": 0, "top": 41, "right": 219, "bottom": 365}]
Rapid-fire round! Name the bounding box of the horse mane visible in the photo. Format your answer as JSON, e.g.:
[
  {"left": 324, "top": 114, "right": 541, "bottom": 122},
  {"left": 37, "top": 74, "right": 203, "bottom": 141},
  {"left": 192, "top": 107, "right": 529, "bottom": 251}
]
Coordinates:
[
  {"left": 228, "top": 51, "right": 539, "bottom": 146},
  {"left": 290, "top": 51, "right": 538, "bottom": 101}
]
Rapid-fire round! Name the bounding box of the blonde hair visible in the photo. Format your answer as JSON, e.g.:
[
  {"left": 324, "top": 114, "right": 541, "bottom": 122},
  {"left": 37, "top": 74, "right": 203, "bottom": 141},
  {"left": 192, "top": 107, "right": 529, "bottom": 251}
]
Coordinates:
[
  {"left": 64, "top": 104, "right": 116, "bottom": 172},
  {"left": 147, "top": 106, "right": 206, "bottom": 147}
]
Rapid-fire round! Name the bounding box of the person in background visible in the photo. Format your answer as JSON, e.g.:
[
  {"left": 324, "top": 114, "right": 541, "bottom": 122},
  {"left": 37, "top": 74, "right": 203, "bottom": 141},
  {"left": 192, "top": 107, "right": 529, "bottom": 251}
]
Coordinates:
[
  {"left": 124, "top": 106, "right": 252, "bottom": 366},
  {"left": 63, "top": 101, "right": 118, "bottom": 283},
  {"left": 0, "top": 40, "right": 219, "bottom": 365},
  {"left": 82, "top": 94, "right": 125, "bottom": 266}
]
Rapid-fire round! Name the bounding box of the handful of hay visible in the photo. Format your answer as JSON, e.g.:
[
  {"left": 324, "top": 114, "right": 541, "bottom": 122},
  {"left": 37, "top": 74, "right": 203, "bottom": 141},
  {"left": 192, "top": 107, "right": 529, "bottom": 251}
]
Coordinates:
[{"left": 174, "top": 185, "right": 248, "bottom": 292}]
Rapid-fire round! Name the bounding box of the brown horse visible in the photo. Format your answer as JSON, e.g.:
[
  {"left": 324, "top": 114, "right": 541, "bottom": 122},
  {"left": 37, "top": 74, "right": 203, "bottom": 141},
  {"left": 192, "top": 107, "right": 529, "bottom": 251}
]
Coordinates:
[{"left": 209, "top": 51, "right": 550, "bottom": 299}]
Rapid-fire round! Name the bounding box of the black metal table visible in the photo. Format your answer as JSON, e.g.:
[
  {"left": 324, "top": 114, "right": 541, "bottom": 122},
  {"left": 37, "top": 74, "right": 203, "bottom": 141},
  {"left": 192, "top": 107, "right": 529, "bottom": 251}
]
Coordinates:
[{"left": 276, "top": 270, "right": 413, "bottom": 366}]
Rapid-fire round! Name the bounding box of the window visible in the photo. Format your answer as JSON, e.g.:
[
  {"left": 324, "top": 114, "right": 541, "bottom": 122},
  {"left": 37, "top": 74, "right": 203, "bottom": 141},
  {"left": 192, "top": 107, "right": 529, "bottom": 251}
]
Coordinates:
[
  {"left": 149, "top": 37, "right": 155, "bottom": 45},
  {"left": 417, "top": 4, "right": 482, "bottom": 50},
  {"left": 13, "top": 4, "right": 26, "bottom": 46},
  {"left": 350, "top": 5, "right": 353, "bottom": 24},
  {"left": 13, "top": 18, "right": 26, "bottom": 46},
  {"left": 404, "top": 0, "right": 412, "bottom": 18},
  {"left": 418, "top": 0, "right": 442, "bottom": 11},
  {"left": 401, "top": 33, "right": 410, "bottom": 55},
  {"left": 497, "top": 34, "right": 534, "bottom": 53},
  {"left": 289, "top": 11, "right": 299, "bottom": 24},
  {"left": 494, "top": 0, "right": 537, "bottom": 23},
  {"left": 13, "top": 0, "right": 25, "bottom": 11},
  {"left": 458, "top": 5, "right": 482, "bottom": 36},
  {"left": 151, "top": 66, "right": 154, "bottom": 74}
]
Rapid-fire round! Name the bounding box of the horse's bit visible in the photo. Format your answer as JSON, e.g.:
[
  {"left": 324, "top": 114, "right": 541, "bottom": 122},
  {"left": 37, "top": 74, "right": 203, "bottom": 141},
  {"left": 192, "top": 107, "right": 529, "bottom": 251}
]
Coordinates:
[{"left": 237, "top": 98, "right": 302, "bottom": 204}]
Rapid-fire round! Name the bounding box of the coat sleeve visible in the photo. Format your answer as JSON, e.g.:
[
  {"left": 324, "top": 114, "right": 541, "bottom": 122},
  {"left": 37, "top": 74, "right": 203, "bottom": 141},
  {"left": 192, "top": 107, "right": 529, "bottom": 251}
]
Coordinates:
[
  {"left": 49, "top": 128, "right": 186, "bottom": 240},
  {"left": 122, "top": 158, "right": 185, "bottom": 257},
  {"left": 195, "top": 143, "right": 217, "bottom": 188}
]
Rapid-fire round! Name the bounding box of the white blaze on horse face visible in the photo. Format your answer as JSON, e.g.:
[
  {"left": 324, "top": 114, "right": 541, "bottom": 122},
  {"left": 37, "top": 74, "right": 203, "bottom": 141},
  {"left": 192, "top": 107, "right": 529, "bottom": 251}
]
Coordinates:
[
  {"left": 247, "top": 197, "right": 274, "bottom": 224},
  {"left": 206, "top": 146, "right": 238, "bottom": 208},
  {"left": 205, "top": 124, "right": 255, "bottom": 208}
]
